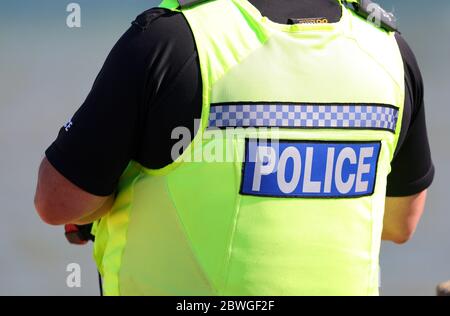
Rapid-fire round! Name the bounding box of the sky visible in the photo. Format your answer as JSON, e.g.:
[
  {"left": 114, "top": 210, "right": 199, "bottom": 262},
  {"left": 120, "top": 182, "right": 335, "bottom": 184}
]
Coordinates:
[{"left": 0, "top": 0, "right": 449, "bottom": 295}]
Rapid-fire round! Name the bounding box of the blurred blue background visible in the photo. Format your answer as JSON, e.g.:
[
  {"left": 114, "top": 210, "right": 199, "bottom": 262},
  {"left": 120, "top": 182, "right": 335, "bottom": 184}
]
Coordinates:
[{"left": 0, "top": 0, "right": 449, "bottom": 295}]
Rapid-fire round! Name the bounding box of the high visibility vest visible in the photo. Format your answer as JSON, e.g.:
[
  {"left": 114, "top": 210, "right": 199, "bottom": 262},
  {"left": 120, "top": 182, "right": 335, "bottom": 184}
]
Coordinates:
[{"left": 92, "top": 0, "right": 404, "bottom": 296}]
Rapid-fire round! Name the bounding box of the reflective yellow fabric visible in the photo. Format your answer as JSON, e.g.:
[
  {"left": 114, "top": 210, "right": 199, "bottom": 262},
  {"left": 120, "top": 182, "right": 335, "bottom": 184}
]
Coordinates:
[{"left": 93, "top": 0, "right": 404, "bottom": 296}]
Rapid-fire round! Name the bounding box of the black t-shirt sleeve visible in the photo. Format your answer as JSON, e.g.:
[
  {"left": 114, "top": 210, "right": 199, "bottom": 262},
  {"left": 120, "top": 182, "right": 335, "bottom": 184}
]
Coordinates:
[
  {"left": 45, "top": 8, "right": 197, "bottom": 196},
  {"left": 386, "top": 34, "right": 435, "bottom": 197}
]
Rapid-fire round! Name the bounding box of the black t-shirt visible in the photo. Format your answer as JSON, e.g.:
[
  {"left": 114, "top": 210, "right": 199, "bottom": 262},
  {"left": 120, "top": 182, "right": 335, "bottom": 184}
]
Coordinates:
[{"left": 46, "top": 0, "right": 434, "bottom": 197}]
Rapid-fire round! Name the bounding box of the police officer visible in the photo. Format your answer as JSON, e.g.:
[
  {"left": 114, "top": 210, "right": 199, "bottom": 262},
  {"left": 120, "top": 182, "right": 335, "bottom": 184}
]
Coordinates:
[{"left": 35, "top": 0, "right": 434, "bottom": 295}]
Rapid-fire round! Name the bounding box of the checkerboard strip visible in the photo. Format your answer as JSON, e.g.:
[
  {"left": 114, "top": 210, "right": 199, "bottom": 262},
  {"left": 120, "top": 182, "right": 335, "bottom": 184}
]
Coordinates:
[{"left": 208, "top": 104, "right": 399, "bottom": 132}]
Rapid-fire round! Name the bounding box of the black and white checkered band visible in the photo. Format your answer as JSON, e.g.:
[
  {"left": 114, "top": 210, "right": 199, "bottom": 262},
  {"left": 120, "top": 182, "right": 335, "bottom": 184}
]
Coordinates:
[{"left": 208, "top": 103, "right": 399, "bottom": 133}]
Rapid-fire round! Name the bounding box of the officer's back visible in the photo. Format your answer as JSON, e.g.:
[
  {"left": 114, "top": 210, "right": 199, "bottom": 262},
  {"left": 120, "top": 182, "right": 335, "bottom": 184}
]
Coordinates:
[{"left": 35, "top": 0, "right": 434, "bottom": 296}]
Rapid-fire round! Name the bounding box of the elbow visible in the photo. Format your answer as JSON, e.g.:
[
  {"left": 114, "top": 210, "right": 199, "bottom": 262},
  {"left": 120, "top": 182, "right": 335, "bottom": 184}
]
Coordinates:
[
  {"left": 34, "top": 193, "right": 66, "bottom": 226},
  {"left": 385, "top": 227, "right": 417, "bottom": 245},
  {"left": 391, "top": 234, "right": 413, "bottom": 245},
  {"left": 383, "top": 191, "right": 427, "bottom": 245}
]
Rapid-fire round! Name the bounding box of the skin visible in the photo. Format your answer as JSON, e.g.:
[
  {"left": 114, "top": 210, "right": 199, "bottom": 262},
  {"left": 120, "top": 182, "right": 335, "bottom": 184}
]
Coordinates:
[
  {"left": 35, "top": 158, "right": 428, "bottom": 245},
  {"left": 383, "top": 191, "right": 428, "bottom": 244},
  {"left": 34, "top": 158, "right": 114, "bottom": 226}
]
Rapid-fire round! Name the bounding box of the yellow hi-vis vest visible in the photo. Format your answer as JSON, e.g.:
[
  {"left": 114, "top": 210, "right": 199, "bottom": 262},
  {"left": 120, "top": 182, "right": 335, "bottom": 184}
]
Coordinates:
[{"left": 92, "top": 0, "right": 405, "bottom": 296}]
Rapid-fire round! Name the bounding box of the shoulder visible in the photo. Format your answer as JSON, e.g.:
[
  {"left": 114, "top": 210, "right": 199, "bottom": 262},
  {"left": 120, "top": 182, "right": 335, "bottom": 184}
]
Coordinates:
[
  {"left": 394, "top": 33, "right": 422, "bottom": 82},
  {"left": 131, "top": 7, "right": 184, "bottom": 30},
  {"left": 394, "top": 32, "right": 424, "bottom": 115},
  {"left": 130, "top": 8, "right": 192, "bottom": 43},
  {"left": 102, "top": 7, "right": 197, "bottom": 85},
  {"left": 113, "top": 8, "right": 197, "bottom": 66},
  {"left": 106, "top": 8, "right": 195, "bottom": 60}
]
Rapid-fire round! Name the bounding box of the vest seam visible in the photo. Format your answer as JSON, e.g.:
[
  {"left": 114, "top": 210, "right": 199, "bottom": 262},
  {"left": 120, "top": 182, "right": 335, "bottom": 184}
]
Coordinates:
[
  {"left": 342, "top": 32, "right": 403, "bottom": 91},
  {"left": 210, "top": 42, "right": 265, "bottom": 96},
  {"left": 163, "top": 177, "right": 217, "bottom": 295},
  {"left": 222, "top": 138, "right": 245, "bottom": 294},
  {"left": 114, "top": 164, "right": 143, "bottom": 296},
  {"left": 186, "top": 1, "right": 269, "bottom": 94}
]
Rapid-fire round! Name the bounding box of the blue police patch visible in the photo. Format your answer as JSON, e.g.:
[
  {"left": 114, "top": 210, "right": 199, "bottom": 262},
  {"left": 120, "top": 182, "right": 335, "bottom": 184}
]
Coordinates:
[{"left": 240, "top": 139, "right": 381, "bottom": 198}]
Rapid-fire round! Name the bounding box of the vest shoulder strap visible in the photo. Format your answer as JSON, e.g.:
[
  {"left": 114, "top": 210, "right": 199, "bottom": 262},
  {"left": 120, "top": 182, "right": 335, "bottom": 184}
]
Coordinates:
[
  {"left": 344, "top": 0, "right": 398, "bottom": 32},
  {"left": 178, "top": 0, "right": 213, "bottom": 9}
]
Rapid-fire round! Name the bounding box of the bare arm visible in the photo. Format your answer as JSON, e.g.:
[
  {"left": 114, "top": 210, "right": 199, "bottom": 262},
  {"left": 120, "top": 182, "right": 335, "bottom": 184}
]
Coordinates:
[
  {"left": 34, "top": 158, "right": 114, "bottom": 226},
  {"left": 382, "top": 190, "right": 427, "bottom": 244}
]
